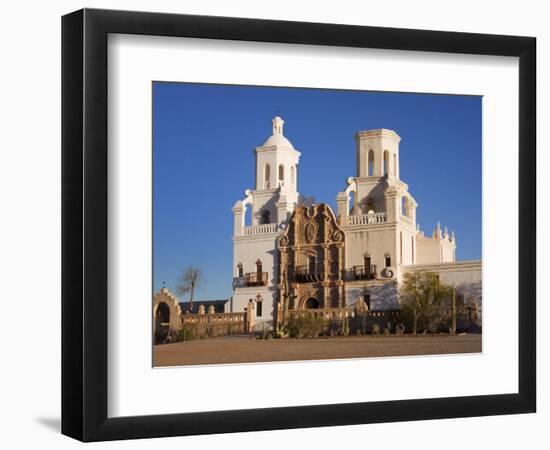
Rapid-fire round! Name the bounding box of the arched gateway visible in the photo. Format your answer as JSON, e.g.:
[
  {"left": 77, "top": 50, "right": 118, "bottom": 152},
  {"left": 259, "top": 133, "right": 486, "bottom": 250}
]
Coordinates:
[{"left": 153, "top": 288, "right": 182, "bottom": 343}]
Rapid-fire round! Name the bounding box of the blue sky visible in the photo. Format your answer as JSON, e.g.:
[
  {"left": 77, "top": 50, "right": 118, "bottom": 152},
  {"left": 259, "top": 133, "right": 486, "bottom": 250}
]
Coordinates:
[{"left": 153, "top": 82, "right": 482, "bottom": 301}]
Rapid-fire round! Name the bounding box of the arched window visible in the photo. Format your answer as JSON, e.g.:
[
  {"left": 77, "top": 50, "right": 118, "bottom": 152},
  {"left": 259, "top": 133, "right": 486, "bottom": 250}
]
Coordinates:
[
  {"left": 366, "top": 198, "right": 375, "bottom": 213},
  {"left": 278, "top": 164, "right": 284, "bottom": 182},
  {"left": 290, "top": 166, "right": 295, "bottom": 184},
  {"left": 237, "top": 263, "right": 243, "bottom": 278},
  {"left": 260, "top": 209, "right": 271, "bottom": 224},
  {"left": 393, "top": 153, "right": 397, "bottom": 177},
  {"left": 264, "top": 164, "right": 271, "bottom": 189},
  {"left": 368, "top": 150, "right": 375, "bottom": 176},
  {"left": 383, "top": 150, "right": 390, "bottom": 176}
]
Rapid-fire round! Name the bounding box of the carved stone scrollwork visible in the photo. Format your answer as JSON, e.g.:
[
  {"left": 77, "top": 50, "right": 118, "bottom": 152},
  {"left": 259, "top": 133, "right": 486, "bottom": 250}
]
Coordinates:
[
  {"left": 332, "top": 230, "right": 344, "bottom": 242},
  {"left": 305, "top": 222, "right": 316, "bottom": 243}
]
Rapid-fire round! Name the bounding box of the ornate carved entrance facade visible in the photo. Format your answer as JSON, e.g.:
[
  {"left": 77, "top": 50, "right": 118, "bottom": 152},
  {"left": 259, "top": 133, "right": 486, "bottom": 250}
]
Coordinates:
[{"left": 277, "top": 204, "right": 346, "bottom": 319}]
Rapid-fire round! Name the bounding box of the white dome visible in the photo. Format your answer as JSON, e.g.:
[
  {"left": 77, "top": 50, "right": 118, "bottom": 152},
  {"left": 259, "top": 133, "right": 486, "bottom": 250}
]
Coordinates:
[
  {"left": 262, "top": 133, "right": 294, "bottom": 148},
  {"left": 261, "top": 116, "right": 294, "bottom": 148}
]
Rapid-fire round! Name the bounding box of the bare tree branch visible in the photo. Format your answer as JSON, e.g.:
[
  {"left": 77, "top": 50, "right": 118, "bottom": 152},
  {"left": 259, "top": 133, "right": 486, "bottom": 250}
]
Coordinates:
[{"left": 176, "top": 266, "right": 204, "bottom": 313}]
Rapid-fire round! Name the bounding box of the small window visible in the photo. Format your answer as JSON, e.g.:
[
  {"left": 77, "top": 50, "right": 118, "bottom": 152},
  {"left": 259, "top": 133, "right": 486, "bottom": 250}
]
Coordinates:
[
  {"left": 256, "top": 301, "right": 263, "bottom": 317},
  {"left": 237, "top": 263, "right": 243, "bottom": 278},
  {"left": 385, "top": 254, "right": 391, "bottom": 267},
  {"left": 256, "top": 259, "right": 263, "bottom": 274},
  {"left": 278, "top": 164, "right": 284, "bottom": 181},
  {"left": 290, "top": 166, "right": 295, "bottom": 184}
]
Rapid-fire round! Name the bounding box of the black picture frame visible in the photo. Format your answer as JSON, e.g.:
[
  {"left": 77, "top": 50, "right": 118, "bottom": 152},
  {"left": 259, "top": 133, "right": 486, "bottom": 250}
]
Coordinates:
[{"left": 61, "top": 8, "right": 536, "bottom": 442}]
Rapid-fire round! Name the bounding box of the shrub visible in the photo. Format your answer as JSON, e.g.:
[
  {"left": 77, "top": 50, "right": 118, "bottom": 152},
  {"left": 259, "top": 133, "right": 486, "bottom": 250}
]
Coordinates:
[
  {"left": 382, "top": 327, "right": 390, "bottom": 337},
  {"left": 356, "top": 329, "right": 362, "bottom": 336},
  {"left": 286, "top": 312, "right": 327, "bottom": 338},
  {"left": 372, "top": 324, "right": 380, "bottom": 336},
  {"left": 178, "top": 323, "right": 199, "bottom": 342},
  {"left": 341, "top": 319, "right": 350, "bottom": 337}
]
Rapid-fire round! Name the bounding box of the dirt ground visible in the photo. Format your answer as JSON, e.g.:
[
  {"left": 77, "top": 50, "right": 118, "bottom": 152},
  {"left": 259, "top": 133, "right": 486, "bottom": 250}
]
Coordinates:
[{"left": 153, "top": 334, "right": 482, "bottom": 367}]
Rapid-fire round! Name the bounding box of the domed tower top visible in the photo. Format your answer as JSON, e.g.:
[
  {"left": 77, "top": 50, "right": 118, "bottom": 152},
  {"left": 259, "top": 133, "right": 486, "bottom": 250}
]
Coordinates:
[
  {"left": 262, "top": 116, "right": 295, "bottom": 148},
  {"left": 255, "top": 117, "right": 301, "bottom": 192},
  {"left": 273, "top": 116, "right": 284, "bottom": 135}
]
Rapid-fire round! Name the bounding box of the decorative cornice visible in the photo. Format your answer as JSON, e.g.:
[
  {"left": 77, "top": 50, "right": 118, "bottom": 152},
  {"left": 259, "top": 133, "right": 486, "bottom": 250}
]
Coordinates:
[{"left": 355, "top": 128, "right": 401, "bottom": 143}]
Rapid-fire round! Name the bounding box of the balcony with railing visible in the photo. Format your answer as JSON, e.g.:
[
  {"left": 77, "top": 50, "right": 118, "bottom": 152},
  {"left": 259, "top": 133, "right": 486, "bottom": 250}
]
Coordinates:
[
  {"left": 242, "top": 223, "right": 279, "bottom": 236},
  {"left": 243, "top": 272, "right": 269, "bottom": 287},
  {"left": 294, "top": 265, "right": 324, "bottom": 283},
  {"left": 352, "top": 264, "right": 378, "bottom": 280},
  {"left": 346, "top": 212, "right": 387, "bottom": 226}
]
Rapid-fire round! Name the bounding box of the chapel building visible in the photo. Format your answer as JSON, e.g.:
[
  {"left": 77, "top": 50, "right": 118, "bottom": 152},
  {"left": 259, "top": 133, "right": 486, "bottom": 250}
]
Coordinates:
[{"left": 231, "top": 117, "right": 481, "bottom": 327}]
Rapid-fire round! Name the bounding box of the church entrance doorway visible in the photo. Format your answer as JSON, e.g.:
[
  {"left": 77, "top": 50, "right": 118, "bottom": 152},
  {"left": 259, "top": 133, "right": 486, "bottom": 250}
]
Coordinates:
[
  {"left": 154, "top": 302, "right": 170, "bottom": 343},
  {"left": 304, "top": 297, "right": 319, "bottom": 309}
]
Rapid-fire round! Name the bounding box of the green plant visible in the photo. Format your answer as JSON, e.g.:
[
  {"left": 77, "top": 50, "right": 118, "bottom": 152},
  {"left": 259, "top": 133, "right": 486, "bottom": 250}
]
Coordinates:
[
  {"left": 342, "top": 319, "right": 350, "bottom": 337},
  {"left": 399, "top": 271, "right": 453, "bottom": 335},
  {"left": 178, "top": 323, "right": 199, "bottom": 342},
  {"left": 382, "top": 327, "right": 390, "bottom": 336},
  {"left": 286, "top": 312, "right": 327, "bottom": 338},
  {"left": 372, "top": 323, "right": 380, "bottom": 336}
]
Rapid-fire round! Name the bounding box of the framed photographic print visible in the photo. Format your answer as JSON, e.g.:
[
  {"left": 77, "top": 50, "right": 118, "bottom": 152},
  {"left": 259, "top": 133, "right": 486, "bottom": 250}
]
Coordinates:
[{"left": 62, "top": 8, "right": 536, "bottom": 442}]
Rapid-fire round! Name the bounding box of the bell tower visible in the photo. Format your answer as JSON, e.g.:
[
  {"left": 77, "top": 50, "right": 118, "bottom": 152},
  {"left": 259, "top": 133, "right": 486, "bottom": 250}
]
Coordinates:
[
  {"left": 356, "top": 129, "right": 401, "bottom": 180},
  {"left": 232, "top": 117, "right": 302, "bottom": 235},
  {"left": 251, "top": 116, "right": 301, "bottom": 226}
]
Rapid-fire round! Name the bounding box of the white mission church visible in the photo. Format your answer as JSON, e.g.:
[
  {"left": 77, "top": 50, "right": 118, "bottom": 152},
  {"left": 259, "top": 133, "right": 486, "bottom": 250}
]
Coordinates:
[{"left": 230, "top": 116, "right": 481, "bottom": 327}]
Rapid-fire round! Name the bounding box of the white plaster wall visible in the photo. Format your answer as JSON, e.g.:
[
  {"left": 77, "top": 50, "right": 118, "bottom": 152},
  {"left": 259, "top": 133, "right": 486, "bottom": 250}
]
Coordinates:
[
  {"left": 233, "top": 235, "right": 279, "bottom": 279},
  {"left": 398, "top": 227, "right": 416, "bottom": 266},
  {"left": 345, "top": 226, "right": 398, "bottom": 272},
  {"left": 441, "top": 238, "right": 457, "bottom": 262},
  {"left": 416, "top": 235, "right": 457, "bottom": 263},
  {"left": 346, "top": 280, "right": 399, "bottom": 310},
  {"left": 402, "top": 261, "right": 482, "bottom": 306},
  {"left": 232, "top": 234, "right": 280, "bottom": 320},
  {"left": 416, "top": 236, "right": 442, "bottom": 264},
  {"left": 232, "top": 286, "right": 277, "bottom": 322}
]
